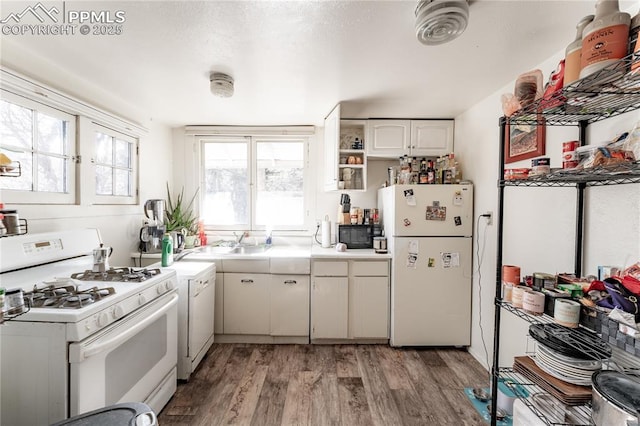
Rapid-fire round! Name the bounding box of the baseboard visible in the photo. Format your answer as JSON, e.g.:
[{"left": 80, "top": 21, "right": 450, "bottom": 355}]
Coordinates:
[{"left": 214, "top": 334, "right": 309, "bottom": 344}]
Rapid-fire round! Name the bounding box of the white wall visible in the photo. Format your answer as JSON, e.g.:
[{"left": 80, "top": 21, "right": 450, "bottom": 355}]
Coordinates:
[
  {"left": 455, "top": 52, "right": 640, "bottom": 370},
  {"left": 1, "top": 40, "right": 174, "bottom": 266}
]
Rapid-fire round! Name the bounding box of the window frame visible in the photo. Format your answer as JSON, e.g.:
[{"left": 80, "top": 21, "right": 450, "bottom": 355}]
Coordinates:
[
  {"left": 1, "top": 67, "right": 148, "bottom": 209},
  {"left": 0, "top": 90, "right": 77, "bottom": 205},
  {"left": 200, "top": 135, "right": 310, "bottom": 232},
  {"left": 91, "top": 123, "right": 139, "bottom": 205}
]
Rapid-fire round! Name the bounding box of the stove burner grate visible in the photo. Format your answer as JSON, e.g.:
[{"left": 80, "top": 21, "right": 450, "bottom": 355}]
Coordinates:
[
  {"left": 25, "top": 283, "right": 116, "bottom": 309},
  {"left": 70, "top": 267, "right": 161, "bottom": 282}
]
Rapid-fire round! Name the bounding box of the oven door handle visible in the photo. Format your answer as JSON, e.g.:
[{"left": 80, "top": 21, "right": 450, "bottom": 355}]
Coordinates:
[{"left": 69, "top": 293, "right": 178, "bottom": 363}]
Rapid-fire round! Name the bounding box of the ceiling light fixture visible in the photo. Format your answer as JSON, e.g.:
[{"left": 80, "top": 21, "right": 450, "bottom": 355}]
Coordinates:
[
  {"left": 210, "top": 72, "right": 234, "bottom": 98},
  {"left": 415, "top": 0, "right": 469, "bottom": 46}
]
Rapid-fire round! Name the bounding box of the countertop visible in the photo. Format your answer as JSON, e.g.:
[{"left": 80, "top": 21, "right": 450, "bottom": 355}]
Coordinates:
[
  {"left": 131, "top": 245, "right": 391, "bottom": 261},
  {"left": 310, "top": 246, "right": 391, "bottom": 259}
]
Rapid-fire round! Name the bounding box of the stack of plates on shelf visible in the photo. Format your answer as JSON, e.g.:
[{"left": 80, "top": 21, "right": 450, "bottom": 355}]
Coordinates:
[
  {"left": 528, "top": 323, "right": 612, "bottom": 361},
  {"left": 534, "top": 343, "right": 602, "bottom": 386}
]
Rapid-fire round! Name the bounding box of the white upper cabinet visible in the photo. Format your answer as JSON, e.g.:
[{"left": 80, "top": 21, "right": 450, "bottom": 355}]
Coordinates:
[
  {"left": 367, "top": 119, "right": 454, "bottom": 158},
  {"left": 410, "top": 120, "right": 454, "bottom": 157},
  {"left": 366, "top": 120, "right": 410, "bottom": 156}
]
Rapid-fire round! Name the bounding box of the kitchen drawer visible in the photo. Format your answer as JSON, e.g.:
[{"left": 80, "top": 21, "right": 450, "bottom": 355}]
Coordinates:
[
  {"left": 270, "top": 257, "right": 310, "bottom": 274},
  {"left": 352, "top": 260, "right": 389, "bottom": 277},
  {"left": 312, "top": 261, "right": 348, "bottom": 276},
  {"left": 222, "top": 259, "right": 269, "bottom": 273}
]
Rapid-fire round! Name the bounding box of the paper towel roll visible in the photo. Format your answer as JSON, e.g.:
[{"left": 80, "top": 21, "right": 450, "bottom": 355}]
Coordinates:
[{"left": 321, "top": 219, "right": 331, "bottom": 248}]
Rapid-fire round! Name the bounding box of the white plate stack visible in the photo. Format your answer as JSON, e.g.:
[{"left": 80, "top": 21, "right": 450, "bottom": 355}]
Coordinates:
[{"left": 533, "top": 343, "right": 602, "bottom": 386}]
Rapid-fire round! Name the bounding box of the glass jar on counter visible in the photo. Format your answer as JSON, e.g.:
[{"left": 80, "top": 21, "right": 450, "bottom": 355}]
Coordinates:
[
  {"left": 349, "top": 207, "right": 359, "bottom": 225},
  {"left": 4, "top": 288, "right": 25, "bottom": 315}
]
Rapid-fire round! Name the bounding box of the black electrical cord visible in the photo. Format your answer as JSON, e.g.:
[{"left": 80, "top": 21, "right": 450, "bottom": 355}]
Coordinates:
[
  {"left": 476, "top": 214, "right": 491, "bottom": 380},
  {"left": 314, "top": 223, "right": 322, "bottom": 245}
]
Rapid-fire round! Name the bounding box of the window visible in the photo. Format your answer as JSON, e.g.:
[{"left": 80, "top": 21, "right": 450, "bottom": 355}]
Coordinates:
[
  {"left": 0, "top": 93, "right": 76, "bottom": 204},
  {"left": 202, "top": 136, "right": 307, "bottom": 230},
  {"left": 93, "top": 125, "right": 137, "bottom": 203},
  {"left": 255, "top": 140, "right": 304, "bottom": 226}
]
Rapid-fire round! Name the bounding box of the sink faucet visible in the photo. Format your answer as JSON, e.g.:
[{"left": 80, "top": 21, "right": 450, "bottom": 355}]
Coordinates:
[{"left": 233, "top": 231, "right": 248, "bottom": 245}]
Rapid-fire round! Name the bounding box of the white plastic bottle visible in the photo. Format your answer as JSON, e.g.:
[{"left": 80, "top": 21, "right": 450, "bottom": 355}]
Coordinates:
[
  {"left": 564, "top": 15, "right": 594, "bottom": 85},
  {"left": 580, "top": 0, "right": 631, "bottom": 79}
]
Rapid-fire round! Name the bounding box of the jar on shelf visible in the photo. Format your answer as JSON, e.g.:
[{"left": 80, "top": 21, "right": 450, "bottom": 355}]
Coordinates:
[
  {"left": 579, "top": 0, "right": 631, "bottom": 79},
  {"left": 565, "top": 15, "right": 594, "bottom": 85}
]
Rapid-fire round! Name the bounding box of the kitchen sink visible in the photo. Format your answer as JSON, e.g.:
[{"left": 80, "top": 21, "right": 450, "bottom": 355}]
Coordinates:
[
  {"left": 195, "top": 245, "right": 234, "bottom": 255},
  {"left": 230, "top": 244, "right": 271, "bottom": 254}
]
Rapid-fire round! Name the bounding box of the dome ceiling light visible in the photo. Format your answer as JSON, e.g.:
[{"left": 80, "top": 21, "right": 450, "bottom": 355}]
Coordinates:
[
  {"left": 415, "top": 0, "right": 469, "bottom": 46},
  {"left": 210, "top": 72, "right": 234, "bottom": 98}
]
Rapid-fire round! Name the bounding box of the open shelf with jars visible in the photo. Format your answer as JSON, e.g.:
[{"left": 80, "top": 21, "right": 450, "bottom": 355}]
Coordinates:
[{"left": 338, "top": 120, "right": 366, "bottom": 191}]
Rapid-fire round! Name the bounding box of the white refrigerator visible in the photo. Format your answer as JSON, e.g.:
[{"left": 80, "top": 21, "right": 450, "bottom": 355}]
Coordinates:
[{"left": 378, "top": 184, "right": 473, "bottom": 347}]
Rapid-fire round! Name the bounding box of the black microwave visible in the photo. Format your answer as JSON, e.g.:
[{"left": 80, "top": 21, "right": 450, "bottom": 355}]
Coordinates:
[{"left": 338, "top": 224, "right": 379, "bottom": 249}]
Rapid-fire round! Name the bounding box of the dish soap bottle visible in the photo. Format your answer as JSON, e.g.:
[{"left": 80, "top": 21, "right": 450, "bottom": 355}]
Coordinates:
[
  {"left": 580, "top": 0, "right": 631, "bottom": 79},
  {"left": 564, "top": 14, "right": 594, "bottom": 85},
  {"left": 161, "top": 234, "right": 173, "bottom": 266}
]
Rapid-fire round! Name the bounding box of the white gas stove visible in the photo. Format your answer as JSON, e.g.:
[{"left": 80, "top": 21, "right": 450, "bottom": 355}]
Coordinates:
[{"left": 0, "top": 229, "right": 178, "bottom": 425}]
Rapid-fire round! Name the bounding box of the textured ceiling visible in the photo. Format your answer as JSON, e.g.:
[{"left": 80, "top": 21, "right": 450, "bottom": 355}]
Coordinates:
[{"left": 1, "top": 1, "right": 637, "bottom": 127}]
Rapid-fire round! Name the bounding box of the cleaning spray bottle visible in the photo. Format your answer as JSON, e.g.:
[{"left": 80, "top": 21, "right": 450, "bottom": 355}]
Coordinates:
[{"left": 161, "top": 234, "right": 173, "bottom": 266}]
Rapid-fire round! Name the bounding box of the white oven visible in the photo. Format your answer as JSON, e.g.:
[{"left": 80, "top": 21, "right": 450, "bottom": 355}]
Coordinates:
[
  {"left": 69, "top": 291, "right": 178, "bottom": 416},
  {"left": 0, "top": 229, "right": 179, "bottom": 426}
]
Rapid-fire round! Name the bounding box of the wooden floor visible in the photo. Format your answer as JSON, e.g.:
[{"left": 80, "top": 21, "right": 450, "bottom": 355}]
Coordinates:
[{"left": 159, "top": 344, "right": 490, "bottom": 426}]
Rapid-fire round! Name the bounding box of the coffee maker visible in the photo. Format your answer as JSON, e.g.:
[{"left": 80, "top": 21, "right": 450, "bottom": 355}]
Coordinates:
[
  {"left": 92, "top": 243, "right": 113, "bottom": 272},
  {"left": 139, "top": 199, "right": 166, "bottom": 253}
]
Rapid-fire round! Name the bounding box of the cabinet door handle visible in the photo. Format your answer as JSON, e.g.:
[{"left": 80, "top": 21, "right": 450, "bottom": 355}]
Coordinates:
[
  {"left": 241, "top": 279, "right": 254, "bottom": 284},
  {"left": 284, "top": 280, "right": 297, "bottom": 285}
]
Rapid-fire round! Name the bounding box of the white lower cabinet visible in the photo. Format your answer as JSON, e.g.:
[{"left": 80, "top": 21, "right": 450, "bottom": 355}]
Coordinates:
[
  {"left": 223, "top": 273, "right": 270, "bottom": 335},
  {"left": 270, "top": 274, "right": 310, "bottom": 337},
  {"left": 214, "top": 272, "right": 224, "bottom": 334},
  {"left": 311, "top": 276, "right": 349, "bottom": 339},
  {"left": 350, "top": 276, "right": 389, "bottom": 338},
  {"left": 311, "top": 259, "right": 390, "bottom": 341}
]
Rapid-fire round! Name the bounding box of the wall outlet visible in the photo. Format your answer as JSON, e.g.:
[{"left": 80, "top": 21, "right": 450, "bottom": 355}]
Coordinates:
[{"left": 484, "top": 211, "right": 493, "bottom": 225}]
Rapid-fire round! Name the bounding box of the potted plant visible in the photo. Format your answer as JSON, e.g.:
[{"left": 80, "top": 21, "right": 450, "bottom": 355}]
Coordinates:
[{"left": 164, "top": 184, "right": 199, "bottom": 248}]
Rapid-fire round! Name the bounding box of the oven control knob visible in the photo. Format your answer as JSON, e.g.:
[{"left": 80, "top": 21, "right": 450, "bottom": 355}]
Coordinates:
[
  {"left": 165, "top": 280, "right": 174, "bottom": 291},
  {"left": 156, "top": 285, "right": 164, "bottom": 295},
  {"left": 96, "top": 312, "right": 109, "bottom": 328},
  {"left": 113, "top": 305, "right": 125, "bottom": 319},
  {"left": 138, "top": 294, "right": 147, "bottom": 305}
]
